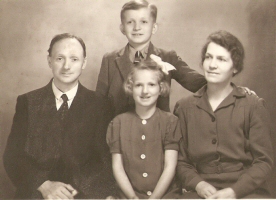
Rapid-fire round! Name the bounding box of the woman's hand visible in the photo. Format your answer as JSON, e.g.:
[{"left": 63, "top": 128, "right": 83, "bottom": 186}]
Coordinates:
[
  {"left": 195, "top": 181, "right": 217, "bottom": 198},
  {"left": 207, "top": 187, "right": 236, "bottom": 199}
]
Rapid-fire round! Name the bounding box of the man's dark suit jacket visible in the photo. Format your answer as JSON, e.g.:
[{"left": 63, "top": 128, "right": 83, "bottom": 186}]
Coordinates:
[
  {"left": 96, "top": 42, "right": 207, "bottom": 117},
  {"left": 3, "top": 80, "right": 114, "bottom": 199}
]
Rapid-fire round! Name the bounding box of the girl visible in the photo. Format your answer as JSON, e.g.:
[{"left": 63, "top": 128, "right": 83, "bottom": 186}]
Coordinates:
[
  {"left": 175, "top": 30, "right": 273, "bottom": 199},
  {"left": 106, "top": 61, "right": 181, "bottom": 199}
]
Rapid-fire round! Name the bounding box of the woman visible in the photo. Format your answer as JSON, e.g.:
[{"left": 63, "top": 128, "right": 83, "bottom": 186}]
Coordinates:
[{"left": 174, "top": 30, "right": 273, "bottom": 199}]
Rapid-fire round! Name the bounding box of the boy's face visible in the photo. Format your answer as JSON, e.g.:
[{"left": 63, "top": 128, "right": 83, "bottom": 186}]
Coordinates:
[
  {"left": 47, "top": 38, "right": 87, "bottom": 91},
  {"left": 120, "top": 8, "right": 157, "bottom": 49}
]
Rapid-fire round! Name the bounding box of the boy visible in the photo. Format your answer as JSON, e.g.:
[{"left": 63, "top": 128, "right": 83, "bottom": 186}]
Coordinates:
[{"left": 96, "top": 0, "right": 206, "bottom": 117}]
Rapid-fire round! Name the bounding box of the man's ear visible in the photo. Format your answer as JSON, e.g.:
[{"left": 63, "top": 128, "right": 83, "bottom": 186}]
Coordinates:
[
  {"left": 120, "top": 24, "right": 125, "bottom": 35},
  {"left": 47, "top": 56, "right": 52, "bottom": 68},
  {"left": 82, "top": 57, "right": 87, "bottom": 70},
  {"left": 152, "top": 23, "right": 158, "bottom": 35}
]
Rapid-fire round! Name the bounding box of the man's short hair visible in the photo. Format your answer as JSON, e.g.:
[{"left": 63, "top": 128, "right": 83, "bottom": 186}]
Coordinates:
[
  {"left": 121, "top": 0, "right": 157, "bottom": 22},
  {"left": 48, "top": 33, "right": 86, "bottom": 57}
]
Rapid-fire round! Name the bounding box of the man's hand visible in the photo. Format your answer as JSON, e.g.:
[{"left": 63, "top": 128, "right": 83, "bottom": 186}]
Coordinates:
[
  {"left": 150, "top": 54, "right": 176, "bottom": 75},
  {"left": 207, "top": 187, "right": 236, "bottom": 199},
  {"left": 37, "top": 180, "right": 78, "bottom": 199},
  {"left": 195, "top": 181, "right": 217, "bottom": 199}
]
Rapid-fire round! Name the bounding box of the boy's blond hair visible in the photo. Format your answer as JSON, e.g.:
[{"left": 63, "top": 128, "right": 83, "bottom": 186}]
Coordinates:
[{"left": 120, "top": 0, "right": 157, "bottom": 22}]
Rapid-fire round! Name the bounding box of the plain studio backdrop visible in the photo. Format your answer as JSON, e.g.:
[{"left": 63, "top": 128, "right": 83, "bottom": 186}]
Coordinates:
[{"left": 0, "top": 0, "right": 275, "bottom": 198}]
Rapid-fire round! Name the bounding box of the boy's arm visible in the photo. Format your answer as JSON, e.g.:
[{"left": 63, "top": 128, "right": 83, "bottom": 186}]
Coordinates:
[
  {"left": 96, "top": 54, "right": 110, "bottom": 97},
  {"left": 112, "top": 153, "right": 138, "bottom": 199},
  {"left": 164, "top": 51, "right": 206, "bottom": 92},
  {"left": 149, "top": 150, "right": 178, "bottom": 199}
]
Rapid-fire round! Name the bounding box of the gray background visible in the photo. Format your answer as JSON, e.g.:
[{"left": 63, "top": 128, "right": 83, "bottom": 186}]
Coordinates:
[{"left": 0, "top": 0, "right": 275, "bottom": 198}]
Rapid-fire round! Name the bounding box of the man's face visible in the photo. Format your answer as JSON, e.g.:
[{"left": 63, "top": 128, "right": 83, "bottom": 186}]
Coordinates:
[
  {"left": 120, "top": 8, "right": 157, "bottom": 49},
  {"left": 47, "top": 38, "right": 86, "bottom": 91}
]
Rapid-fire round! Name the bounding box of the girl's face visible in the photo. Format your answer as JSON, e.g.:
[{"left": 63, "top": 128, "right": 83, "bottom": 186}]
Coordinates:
[
  {"left": 203, "top": 42, "right": 237, "bottom": 85},
  {"left": 132, "top": 69, "right": 161, "bottom": 109}
]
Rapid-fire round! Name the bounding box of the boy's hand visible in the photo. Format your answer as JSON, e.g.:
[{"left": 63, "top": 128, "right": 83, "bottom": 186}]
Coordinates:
[
  {"left": 150, "top": 54, "right": 176, "bottom": 75},
  {"left": 239, "top": 86, "right": 257, "bottom": 96},
  {"left": 195, "top": 181, "right": 217, "bottom": 199}
]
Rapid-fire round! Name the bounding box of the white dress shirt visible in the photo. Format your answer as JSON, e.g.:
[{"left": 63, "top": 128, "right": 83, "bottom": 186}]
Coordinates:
[{"left": 52, "top": 81, "right": 78, "bottom": 110}]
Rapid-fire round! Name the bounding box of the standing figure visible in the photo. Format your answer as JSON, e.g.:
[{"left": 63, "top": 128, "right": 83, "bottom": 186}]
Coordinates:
[
  {"left": 3, "top": 33, "right": 113, "bottom": 199},
  {"left": 174, "top": 30, "right": 274, "bottom": 199},
  {"left": 107, "top": 61, "right": 181, "bottom": 199},
  {"left": 96, "top": 0, "right": 206, "bottom": 118}
]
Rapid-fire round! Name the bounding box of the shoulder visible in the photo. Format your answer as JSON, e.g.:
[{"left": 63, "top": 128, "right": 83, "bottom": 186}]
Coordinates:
[
  {"left": 240, "top": 93, "right": 267, "bottom": 108},
  {"left": 153, "top": 45, "right": 177, "bottom": 56},
  {"left": 102, "top": 45, "right": 127, "bottom": 59},
  {"left": 20, "top": 83, "right": 51, "bottom": 101},
  {"left": 108, "top": 111, "right": 134, "bottom": 127},
  {"left": 79, "top": 84, "right": 107, "bottom": 106},
  {"left": 157, "top": 109, "right": 178, "bottom": 122},
  {"left": 175, "top": 95, "right": 197, "bottom": 109}
]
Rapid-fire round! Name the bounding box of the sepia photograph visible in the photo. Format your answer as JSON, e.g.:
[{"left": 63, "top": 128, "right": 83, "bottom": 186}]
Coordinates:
[{"left": 0, "top": 0, "right": 275, "bottom": 199}]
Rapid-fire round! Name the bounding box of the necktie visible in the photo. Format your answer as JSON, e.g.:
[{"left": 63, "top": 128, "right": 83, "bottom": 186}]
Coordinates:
[
  {"left": 134, "top": 51, "right": 142, "bottom": 63},
  {"left": 59, "top": 94, "right": 69, "bottom": 121}
]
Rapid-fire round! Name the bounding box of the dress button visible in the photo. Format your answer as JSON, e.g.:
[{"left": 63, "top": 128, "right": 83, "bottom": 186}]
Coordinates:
[
  {"left": 143, "top": 173, "right": 148, "bottom": 177},
  {"left": 142, "top": 119, "right": 147, "bottom": 125},
  {"left": 140, "top": 154, "right": 146, "bottom": 159},
  {"left": 212, "top": 138, "right": 217, "bottom": 144},
  {"left": 211, "top": 117, "right": 215, "bottom": 122},
  {"left": 141, "top": 135, "right": 146, "bottom": 140},
  {"left": 147, "top": 191, "right": 152, "bottom": 196}
]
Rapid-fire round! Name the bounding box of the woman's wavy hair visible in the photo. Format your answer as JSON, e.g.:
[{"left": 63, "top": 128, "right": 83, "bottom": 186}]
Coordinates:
[
  {"left": 201, "top": 30, "right": 245, "bottom": 76},
  {"left": 124, "top": 61, "right": 170, "bottom": 97}
]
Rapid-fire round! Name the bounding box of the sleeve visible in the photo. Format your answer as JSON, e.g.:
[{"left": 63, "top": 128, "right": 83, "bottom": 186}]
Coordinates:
[
  {"left": 106, "top": 117, "right": 121, "bottom": 154},
  {"left": 163, "top": 115, "right": 181, "bottom": 151},
  {"left": 230, "top": 98, "right": 274, "bottom": 198},
  {"left": 165, "top": 50, "right": 206, "bottom": 92},
  {"left": 173, "top": 102, "right": 204, "bottom": 190},
  {"left": 3, "top": 95, "right": 50, "bottom": 197},
  {"left": 86, "top": 95, "right": 117, "bottom": 197},
  {"left": 96, "top": 53, "right": 110, "bottom": 97}
]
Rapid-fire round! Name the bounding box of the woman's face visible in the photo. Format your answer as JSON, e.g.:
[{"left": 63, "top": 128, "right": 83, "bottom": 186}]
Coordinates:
[{"left": 203, "top": 42, "right": 237, "bottom": 85}]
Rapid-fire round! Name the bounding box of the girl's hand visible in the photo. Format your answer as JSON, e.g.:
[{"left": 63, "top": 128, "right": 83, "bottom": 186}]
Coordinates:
[
  {"left": 195, "top": 181, "right": 217, "bottom": 199},
  {"left": 206, "top": 188, "right": 236, "bottom": 199}
]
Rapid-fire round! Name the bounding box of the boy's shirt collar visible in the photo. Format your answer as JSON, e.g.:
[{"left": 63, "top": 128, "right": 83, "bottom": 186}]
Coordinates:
[{"left": 128, "top": 43, "right": 149, "bottom": 63}]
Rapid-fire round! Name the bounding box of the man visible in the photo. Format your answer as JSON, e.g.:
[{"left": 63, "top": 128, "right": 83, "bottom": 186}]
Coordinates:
[{"left": 3, "top": 33, "right": 114, "bottom": 199}]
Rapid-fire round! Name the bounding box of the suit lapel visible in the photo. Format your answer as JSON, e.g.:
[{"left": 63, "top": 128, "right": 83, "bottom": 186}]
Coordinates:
[
  {"left": 115, "top": 45, "right": 133, "bottom": 81},
  {"left": 115, "top": 43, "right": 162, "bottom": 81},
  {"left": 146, "top": 42, "right": 161, "bottom": 60}
]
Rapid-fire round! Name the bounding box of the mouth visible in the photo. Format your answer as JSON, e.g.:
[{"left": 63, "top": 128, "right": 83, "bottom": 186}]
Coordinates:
[
  {"left": 207, "top": 72, "right": 219, "bottom": 75},
  {"left": 140, "top": 96, "right": 150, "bottom": 100},
  {"left": 132, "top": 33, "right": 143, "bottom": 36},
  {"left": 62, "top": 73, "right": 73, "bottom": 76}
]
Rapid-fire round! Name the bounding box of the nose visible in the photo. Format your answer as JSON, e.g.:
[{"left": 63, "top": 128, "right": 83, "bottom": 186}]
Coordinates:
[
  {"left": 63, "top": 59, "right": 71, "bottom": 70},
  {"left": 142, "top": 85, "right": 148, "bottom": 94},
  {"left": 134, "top": 22, "right": 141, "bottom": 31},
  {"left": 209, "top": 58, "right": 217, "bottom": 69}
]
